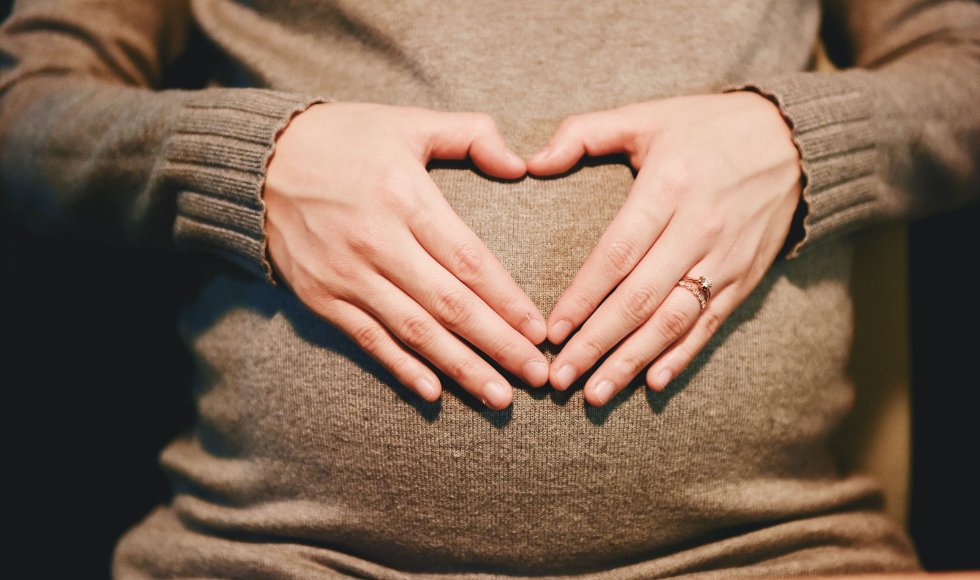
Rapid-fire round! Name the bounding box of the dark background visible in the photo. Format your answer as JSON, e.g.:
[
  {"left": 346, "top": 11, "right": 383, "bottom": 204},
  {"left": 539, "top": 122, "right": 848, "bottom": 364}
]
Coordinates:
[{"left": 1, "top": 1, "right": 978, "bottom": 577}]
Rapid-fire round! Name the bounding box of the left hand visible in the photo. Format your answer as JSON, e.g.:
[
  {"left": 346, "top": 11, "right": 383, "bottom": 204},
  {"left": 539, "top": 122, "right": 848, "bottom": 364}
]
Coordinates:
[{"left": 526, "top": 92, "right": 802, "bottom": 406}]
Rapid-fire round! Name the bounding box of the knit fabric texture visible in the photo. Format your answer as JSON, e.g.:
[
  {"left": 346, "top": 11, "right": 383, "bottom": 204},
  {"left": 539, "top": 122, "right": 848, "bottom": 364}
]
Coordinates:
[{"left": 1, "top": 0, "right": 978, "bottom": 577}]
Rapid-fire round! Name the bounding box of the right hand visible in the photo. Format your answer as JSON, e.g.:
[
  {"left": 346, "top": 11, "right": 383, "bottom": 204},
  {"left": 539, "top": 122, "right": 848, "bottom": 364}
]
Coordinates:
[{"left": 264, "top": 103, "right": 548, "bottom": 410}]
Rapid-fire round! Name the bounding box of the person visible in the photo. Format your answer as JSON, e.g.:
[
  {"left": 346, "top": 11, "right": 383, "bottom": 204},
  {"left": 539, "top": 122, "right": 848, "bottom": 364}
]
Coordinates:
[{"left": 0, "top": 0, "right": 977, "bottom": 577}]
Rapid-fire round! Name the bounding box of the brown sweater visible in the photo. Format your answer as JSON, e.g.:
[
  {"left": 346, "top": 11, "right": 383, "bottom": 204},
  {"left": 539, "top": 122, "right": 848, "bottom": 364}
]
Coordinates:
[{"left": 1, "top": 0, "right": 978, "bottom": 578}]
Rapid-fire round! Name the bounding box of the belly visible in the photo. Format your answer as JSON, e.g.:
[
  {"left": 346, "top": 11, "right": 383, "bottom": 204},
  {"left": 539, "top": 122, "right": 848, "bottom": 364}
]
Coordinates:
[{"left": 160, "top": 159, "right": 864, "bottom": 573}]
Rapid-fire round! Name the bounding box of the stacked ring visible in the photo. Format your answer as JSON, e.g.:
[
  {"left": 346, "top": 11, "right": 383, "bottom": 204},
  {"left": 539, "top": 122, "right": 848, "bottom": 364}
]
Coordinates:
[{"left": 677, "top": 276, "right": 712, "bottom": 311}]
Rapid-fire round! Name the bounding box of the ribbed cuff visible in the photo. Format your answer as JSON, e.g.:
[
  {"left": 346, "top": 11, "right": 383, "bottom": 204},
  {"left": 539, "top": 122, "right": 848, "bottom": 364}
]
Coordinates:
[
  {"left": 727, "top": 71, "right": 880, "bottom": 258},
  {"left": 166, "top": 89, "right": 326, "bottom": 280}
]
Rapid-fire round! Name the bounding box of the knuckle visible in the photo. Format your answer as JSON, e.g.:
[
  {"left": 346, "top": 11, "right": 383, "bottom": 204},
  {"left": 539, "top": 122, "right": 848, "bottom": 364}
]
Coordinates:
[
  {"left": 616, "top": 350, "right": 645, "bottom": 377},
  {"left": 350, "top": 323, "right": 387, "bottom": 353},
  {"left": 398, "top": 314, "right": 436, "bottom": 350},
  {"left": 694, "top": 214, "right": 724, "bottom": 241},
  {"left": 604, "top": 236, "right": 644, "bottom": 277},
  {"left": 288, "top": 272, "right": 323, "bottom": 303},
  {"left": 447, "top": 356, "right": 478, "bottom": 383},
  {"left": 323, "top": 252, "right": 356, "bottom": 282},
  {"left": 571, "top": 291, "right": 599, "bottom": 314},
  {"left": 373, "top": 172, "right": 408, "bottom": 198},
  {"left": 303, "top": 290, "right": 338, "bottom": 317},
  {"left": 727, "top": 277, "right": 748, "bottom": 298},
  {"left": 374, "top": 173, "right": 419, "bottom": 214},
  {"left": 323, "top": 269, "right": 369, "bottom": 306},
  {"left": 699, "top": 310, "right": 723, "bottom": 337},
  {"left": 656, "top": 306, "right": 693, "bottom": 338},
  {"left": 560, "top": 115, "right": 583, "bottom": 133},
  {"left": 490, "top": 339, "right": 518, "bottom": 364},
  {"left": 672, "top": 345, "right": 698, "bottom": 370},
  {"left": 389, "top": 348, "right": 418, "bottom": 373},
  {"left": 495, "top": 294, "right": 519, "bottom": 318},
  {"left": 448, "top": 242, "right": 485, "bottom": 279},
  {"left": 346, "top": 226, "right": 383, "bottom": 258},
  {"left": 658, "top": 157, "right": 701, "bottom": 200},
  {"left": 553, "top": 117, "right": 581, "bottom": 143},
  {"left": 613, "top": 110, "right": 642, "bottom": 143},
  {"left": 432, "top": 288, "right": 472, "bottom": 328},
  {"left": 623, "top": 283, "right": 657, "bottom": 321},
  {"left": 291, "top": 260, "right": 346, "bottom": 300},
  {"left": 578, "top": 336, "right": 605, "bottom": 361}
]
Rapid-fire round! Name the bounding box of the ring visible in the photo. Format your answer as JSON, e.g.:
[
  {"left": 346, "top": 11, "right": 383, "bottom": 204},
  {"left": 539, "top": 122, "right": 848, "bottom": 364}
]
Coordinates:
[{"left": 677, "top": 276, "right": 712, "bottom": 311}]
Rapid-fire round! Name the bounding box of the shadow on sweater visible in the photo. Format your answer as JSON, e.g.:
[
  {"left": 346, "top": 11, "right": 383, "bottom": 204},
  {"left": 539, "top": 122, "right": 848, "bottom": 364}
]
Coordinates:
[
  {"left": 179, "top": 267, "right": 522, "bottom": 426},
  {"left": 177, "top": 267, "right": 439, "bottom": 423}
]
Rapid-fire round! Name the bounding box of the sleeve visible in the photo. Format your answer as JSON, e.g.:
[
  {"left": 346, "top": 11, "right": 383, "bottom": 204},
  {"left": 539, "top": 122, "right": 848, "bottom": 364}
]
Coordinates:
[
  {"left": 728, "top": 0, "right": 980, "bottom": 258},
  {"left": 0, "top": 0, "right": 325, "bottom": 279}
]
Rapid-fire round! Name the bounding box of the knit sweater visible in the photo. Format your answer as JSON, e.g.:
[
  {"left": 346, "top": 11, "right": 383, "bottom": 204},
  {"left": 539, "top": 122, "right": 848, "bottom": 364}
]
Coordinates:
[{"left": 1, "top": 0, "right": 978, "bottom": 578}]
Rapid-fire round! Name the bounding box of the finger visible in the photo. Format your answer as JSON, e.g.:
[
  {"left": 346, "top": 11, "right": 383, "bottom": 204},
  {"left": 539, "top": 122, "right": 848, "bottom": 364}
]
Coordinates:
[
  {"left": 352, "top": 276, "right": 515, "bottom": 410},
  {"left": 646, "top": 289, "right": 736, "bottom": 392},
  {"left": 381, "top": 232, "right": 549, "bottom": 387},
  {"left": 408, "top": 169, "right": 547, "bottom": 345},
  {"left": 549, "top": 224, "right": 704, "bottom": 391},
  {"left": 545, "top": 168, "right": 671, "bottom": 345},
  {"left": 423, "top": 111, "right": 526, "bottom": 179},
  {"left": 582, "top": 286, "right": 702, "bottom": 406},
  {"left": 526, "top": 108, "right": 641, "bottom": 175},
  {"left": 322, "top": 299, "right": 442, "bottom": 402}
]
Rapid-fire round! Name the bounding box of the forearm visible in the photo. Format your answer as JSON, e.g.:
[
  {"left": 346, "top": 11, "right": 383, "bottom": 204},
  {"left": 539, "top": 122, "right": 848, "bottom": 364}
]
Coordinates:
[
  {"left": 0, "top": 0, "right": 321, "bottom": 277},
  {"left": 733, "top": 0, "right": 980, "bottom": 257},
  {"left": 0, "top": 78, "right": 189, "bottom": 244}
]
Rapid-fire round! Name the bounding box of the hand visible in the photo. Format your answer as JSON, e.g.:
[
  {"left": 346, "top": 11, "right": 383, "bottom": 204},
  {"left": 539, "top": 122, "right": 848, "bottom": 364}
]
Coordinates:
[
  {"left": 264, "top": 103, "right": 549, "bottom": 410},
  {"left": 526, "top": 92, "right": 802, "bottom": 406}
]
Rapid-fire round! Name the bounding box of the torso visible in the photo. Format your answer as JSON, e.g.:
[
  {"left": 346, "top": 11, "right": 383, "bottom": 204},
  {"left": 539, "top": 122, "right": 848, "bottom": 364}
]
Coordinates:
[{"left": 115, "top": 1, "right": 919, "bottom": 576}]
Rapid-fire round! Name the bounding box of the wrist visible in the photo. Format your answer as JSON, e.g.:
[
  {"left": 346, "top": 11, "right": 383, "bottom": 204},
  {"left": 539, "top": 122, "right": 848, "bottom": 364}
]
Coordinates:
[{"left": 733, "top": 89, "right": 806, "bottom": 257}]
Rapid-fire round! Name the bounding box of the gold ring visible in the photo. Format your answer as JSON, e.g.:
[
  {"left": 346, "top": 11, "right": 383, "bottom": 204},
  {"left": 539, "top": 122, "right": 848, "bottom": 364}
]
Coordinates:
[{"left": 677, "top": 276, "right": 712, "bottom": 311}]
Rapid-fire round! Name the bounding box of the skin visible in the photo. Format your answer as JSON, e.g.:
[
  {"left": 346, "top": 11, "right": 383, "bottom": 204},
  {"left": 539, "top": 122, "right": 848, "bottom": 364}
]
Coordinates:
[
  {"left": 262, "top": 97, "right": 980, "bottom": 579},
  {"left": 264, "top": 103, "right": 549, "bottom": 410},
  {"left": 265, "top": 92, "right": 802, "bottom": 409},
  {"left": 528, "top": 92, "right": 803, "bottom": 406}
]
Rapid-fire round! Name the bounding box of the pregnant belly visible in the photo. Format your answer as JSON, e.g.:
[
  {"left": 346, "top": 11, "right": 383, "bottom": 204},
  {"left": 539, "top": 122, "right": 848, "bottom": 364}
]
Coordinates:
[{"left": 161, "top": 162, "right": 864, "bottom": 573}]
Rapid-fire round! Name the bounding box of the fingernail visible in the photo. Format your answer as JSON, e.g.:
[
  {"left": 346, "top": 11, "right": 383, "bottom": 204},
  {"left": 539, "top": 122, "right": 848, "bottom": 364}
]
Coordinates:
[
  {"left": 555, "top": 364, "right": 577, "bottom": 390},
  {"left": 483, "top": 381, "right": 511, "bottom": 409},
  {"left": 522, "top": 360, "right": 549, "bottom": 387},
  {"left": 593, "top": 380, "right": 616, "bottom": 405},
  {"left": 414, "top": 377, "right": 439, "bottom": 401},
  {"left": 507, "top": 150, "right": 524, "bottom": 165},
  {"left": 653, "top": 369, "right": 672, "bottom": 391},
  {"left": 550, "top": 319, "right": 573, "bottom": 343},
  {"left": 519, "top": 316, "right": 547, "bottom": 342}
]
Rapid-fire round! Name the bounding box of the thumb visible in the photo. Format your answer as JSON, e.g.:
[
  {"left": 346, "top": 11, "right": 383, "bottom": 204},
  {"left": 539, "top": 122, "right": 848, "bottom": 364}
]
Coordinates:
[
  {"left": 527, "top": 109, "right": 641, "bottom": 175},
  {"left": 424, "top": 112, "right": 526, "bottom": 179}
]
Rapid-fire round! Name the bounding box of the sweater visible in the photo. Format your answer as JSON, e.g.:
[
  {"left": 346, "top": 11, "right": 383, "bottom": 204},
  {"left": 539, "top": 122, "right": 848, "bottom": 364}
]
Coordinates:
[{"left": 1, "top": 0, "right": 978, "bottom": 578}]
